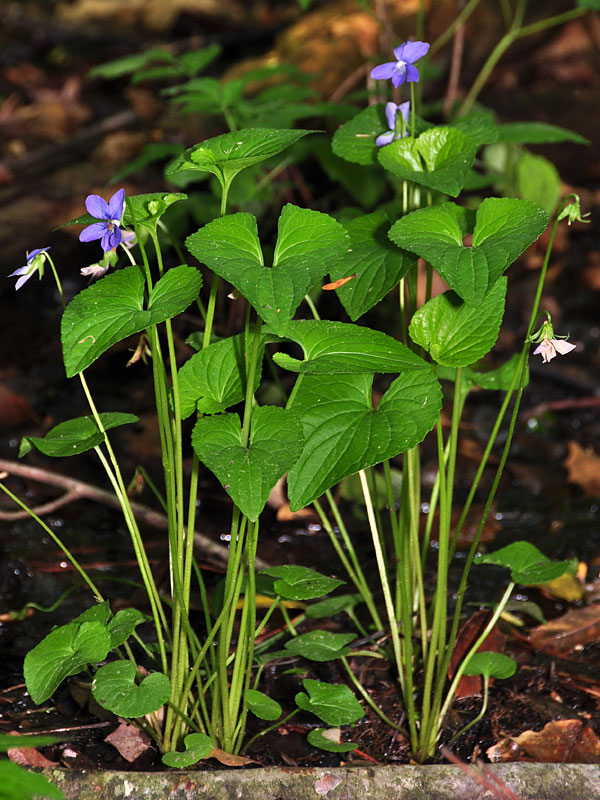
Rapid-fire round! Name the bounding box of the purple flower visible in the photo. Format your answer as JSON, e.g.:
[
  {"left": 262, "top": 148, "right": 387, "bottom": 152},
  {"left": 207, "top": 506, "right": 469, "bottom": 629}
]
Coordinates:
[
  {"left": 8, "top": 247, "right": 50, "bottom": 290},
  {"left": 533, "top": 337, "right": 577, "bottom": 364},
  {"left": 371, "top": 40, "right": 430, "bottom": 88},
  {"left": 376, "top": 101, "right": 410, "bottom": 147},
  {"left": 79, "top": 188, "right": 125, "bottom": 252}
]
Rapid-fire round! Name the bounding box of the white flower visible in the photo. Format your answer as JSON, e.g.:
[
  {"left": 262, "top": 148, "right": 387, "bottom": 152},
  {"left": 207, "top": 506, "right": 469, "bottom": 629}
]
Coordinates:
[{"left": 533, "top": 337, "right": 576, "bottom": 363}]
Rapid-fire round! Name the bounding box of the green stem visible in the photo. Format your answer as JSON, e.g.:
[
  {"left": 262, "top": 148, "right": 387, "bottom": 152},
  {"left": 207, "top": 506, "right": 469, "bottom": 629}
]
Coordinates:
[
  {"left": 341, "top": 656, "right": 406, "bottom": 733},
  {"left": 430, "top": 0, "right": 483, "bottom": 56}
]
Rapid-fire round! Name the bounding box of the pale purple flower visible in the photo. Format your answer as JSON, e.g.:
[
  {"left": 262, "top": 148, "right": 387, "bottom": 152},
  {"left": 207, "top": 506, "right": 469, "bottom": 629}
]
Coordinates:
[
  {"left": 376, "top": 101, "right": 410, "bottom": 147},
  {"left": 371, "top": 40, "right": 430, "bottom": 88},
  {"left": 80, "top": 263, "right": 109, "bottom": 280},
  {"left": 79, "top": 188, "right": 125, "bottom": 252},
  {"left": 8, "top": 247, "right": 50, "bottom": 290},
  {"left": 533, "top": 337, "right": 576, "bottom": 363}
]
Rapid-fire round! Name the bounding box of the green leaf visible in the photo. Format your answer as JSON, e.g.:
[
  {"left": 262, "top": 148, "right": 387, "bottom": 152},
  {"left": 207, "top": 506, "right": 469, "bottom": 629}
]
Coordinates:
[
  {"left": 91, "top": 661, "right": 171, "bottom": 718},
  {"left": 191, "top": 406, "right": 303, "bottom": 522},
  {"left": 165, "top": 128, "right": 316, "bottom": 188},
  {"left": 24, "top": 621, "right": 111, "bottom": 704},
  {"left": 327, "top": 210, "right": 417, "bottom": 320},
  {"left": 497, "top": 121, "right": 590, "bottom": 145},
  {"left": 306, "top": 594, "right": 362, "bottom": 619},
  {"left": 272, "top": 319, "right": 428, "bottom": 374},
  {"left": 287, "top": 369, "right": 442, "bottom": 510},
  {"left": 0, "top": 761, "right": 64, "bottom": 800},
  {"left": 178, "top": 333, "right": 264, "bottom": 418},
  {"left": 463, "top": 651, "right": 516, "bottom": 680},
  {"left": 107, "top": 608, "right": 147, "bottom": 649},
  {"left": 475, "top": 541, "right": 577, "bottom": 585},
  {"left": 284, "top": 630, "right": 356, "bottom": 661},
  {"left": 331, "top": 105, "right": 387, "bottom": 166},
  {"left": 436, "top": 353, "right": 528, "bottom": 392},
  {"left": 516, "top": 151, "right": 560, "bottom": 215},
  {"left": 314, "top": 141, "right": 386, "bottom": 209},
  {"left": 161, "top": 734, "right": 215, "bottom": 768},
  {"left": 61, "top": 265, "right": 202, "bottom": 377},
  {"left": 295, "top": 679, "right": 364, "bottom": 725},
  {"left": 378, "top": 127, "right": 477, "bottom": 197},
  {"left": 450, "top": 111, "right": 499, "bottom": 146},
  {"left": 122, "top": 192, "right": 187, "bottom": 233},
  {"left": 0, "top": 733, "right": 61, "bottom": 751},
  {"left": 578, "top": 0, "right": 600, "bottom": 8},
  {"left": 246, "top": 689, "right": 283, "bottom": 721},
  {"left": 19, "top": 413, "right": 138, "bottom": 458},
  {"left": 72, "top": 601, "right": 111, "bottom": 625},
  {"left": 389, "top": 198, "right": 548, "bottom": 304},
  {"left": 88, "top": 47, "right": 175, "bottom": 80},
  {"left": 260, "top": 565, "right": 344, "bottom": 600},
  {"left": 110, "top": 143, "right": 185, "bottom": 184},
  {"left": 409, "top": 278, "right": 506, "bottom": 367},
  {"left": 306, "top": 728, "right": 358, "bottom": 753},
  {"left": 186, "top": 204, "right": 348, "bottom": 335}
]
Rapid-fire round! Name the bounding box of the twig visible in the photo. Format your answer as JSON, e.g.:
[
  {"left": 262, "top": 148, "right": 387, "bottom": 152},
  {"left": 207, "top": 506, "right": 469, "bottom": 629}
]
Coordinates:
[
  {"left": 441, "top": 746, "right": 522, "bottom": 800},
  {"left": 525, "top": 396, "right": 600, "bottom": 418},
  {"left": 444, "top": 0, "right": 466, "bottom": 118},
  {"left": 329, "top": 64, "right": 368, "bottom": 104},
  {"left": 0, "top": 458, "right": 269, "bottom": 569}
]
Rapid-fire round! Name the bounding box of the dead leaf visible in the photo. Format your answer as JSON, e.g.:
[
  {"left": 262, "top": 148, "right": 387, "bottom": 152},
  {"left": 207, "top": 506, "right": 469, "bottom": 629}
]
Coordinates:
[
  {"left": 105, "top": 721, "right": 153, "bottom": 763},
  {"left": 209, "top": 747, "right": 257, "bottom": 766},
  {"left": 7, "top": 732, "right": 59, "bottom": 768},
  {"left": 322, "top": 274, "right": 357, "bottom": 290},
  {"left": 536, "top": 572, "right": 584, "bottom": 603},
  {"left": 448, "top": 611, "right": 507, "bottom": 698},
  {"left": 528, "top": 603, "right": 600, "bottom": 656},
  {"left": 487, "top": 720, "right": 600, "bottom": 763},
  {"left": 564, "top": 441, "right": 600, "bottom": 496}
]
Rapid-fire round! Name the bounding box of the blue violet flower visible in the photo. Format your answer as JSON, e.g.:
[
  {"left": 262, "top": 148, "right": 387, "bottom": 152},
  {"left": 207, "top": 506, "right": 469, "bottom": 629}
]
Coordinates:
[
  {"left": 8, "top": 247, "right": 50, "bottom": 290},
  {"left": 79, "top": 188, "right": 126, "bottom": 252},
  {"left": 376, "top": 101, "right": 411, "bottom": 147},
  {"left": 371, "top": 40, "right": 430, "bottom": 87}
]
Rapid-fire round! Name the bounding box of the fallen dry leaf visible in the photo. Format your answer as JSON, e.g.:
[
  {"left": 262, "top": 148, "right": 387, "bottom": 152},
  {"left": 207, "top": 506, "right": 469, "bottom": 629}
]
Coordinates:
[
  {"left": 105, "top": 721, "right": 153, "bottom": 763},
  {"left": 564, "top": 441, "right": 600, "bottom": 496},
  {"left": 7, "top": 732, "right": 59, "bottom": 768},
  {"left": 209, "top": 747, "right": 257, "bottom": 766},
  {"left": 487, "top": 720, "right": 600, "bottom": 763},
  {"left": 448, "top": 611, "right": 507, "bottom": 698},
  {"left": 528, "top": 603, "right": 600, "bottom": 656}
]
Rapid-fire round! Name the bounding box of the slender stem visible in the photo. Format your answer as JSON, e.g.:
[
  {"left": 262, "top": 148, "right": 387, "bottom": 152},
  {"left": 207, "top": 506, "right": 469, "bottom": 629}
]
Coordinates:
[
  {"left": 341, "top": 656, "right": 406, "bottom": 733},
  {"left": 430, "top": 0, "right": 482, "bottom": 56}
]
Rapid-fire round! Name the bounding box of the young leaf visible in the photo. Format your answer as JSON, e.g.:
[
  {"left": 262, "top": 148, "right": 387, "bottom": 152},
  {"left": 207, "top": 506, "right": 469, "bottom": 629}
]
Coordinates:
[
  {"left": 161, "top": 733, "right": 215, "bottom": 768},
  {"left": 436, "top": 353, "right": 529, "bottom": 392},
  {"left": 409, "top": 278, "right": 507, "bottom": 367},
  {"left": 475, "top": 541, "right": 577, "bottom": 585},
  {"left": 246, "top": 689, "right": 283, "bottom": 721},
  {"left": 307, "top": 728, "right": 359, "bottom": 753},
  {"left": 271, "top": 319, "right": 428, "bottom": 374},
  {"left": 260, "top": 565, "right": 344, "bottom": 600},
  {"left": 0, "top": 761, "right": 64, "bottom": 800},
  {"left": 178, "top": 333, "right": 264, "bottom": 418},
  {"left": 516, "top": 151, "right": 560, "bottom": 215},
  {"left": 328, "top": 210, "right": 417, "bottom": 320},
  {"left": 284, "top": 630, "right": 356, "bottom": 661},
  {"left": 450, "top": 111, "right": 499, "bottom": 146},
  {"left": 331, "top": 105, "right": 388, "bottom": 166},
  {"left": 19, "top": 413, "right": 138, "bottom": 458},
  {"left": 378, "top": 127, "right": 477, "bottom": 197},
  {"left": 24, "top": 621, "right": 111, "bottom": 704},
  {"left": 165, "top": 128, "right": 316, "bottom": 188},
  {"left": 186, "top": 205, "right": 348, "bottom": 336},
  {"left": 107, "top": 608, "right": 147, "bottom": 649},
  {"left": 123, "top": 192, "right": 187, "bottom": 232},
  {"left": 497, "top": 121, "right": 590, "bottom": 145},
  {"left": 463, "top": 651, "right": 516, "bottom": 680},
  {"left": 287, "top": 369, "right": 442, "bottom": 510},
  {"left": 91, "top": 661, "right": 171, "bottom": 718},
  {"left": 305, "top": 594, "right": 362, "bottom": 619},
  {"left": 191, "top": 406, "right": 304, "bottom": 522},
  {"left": 61, "top": 265, "right": 202, "bottom": 377},
  {"left": 389, "top": 198, "right": 548, "bottom": 304},
  {"left": 295, "top": 679, "right": 364, "bottom": 725}
]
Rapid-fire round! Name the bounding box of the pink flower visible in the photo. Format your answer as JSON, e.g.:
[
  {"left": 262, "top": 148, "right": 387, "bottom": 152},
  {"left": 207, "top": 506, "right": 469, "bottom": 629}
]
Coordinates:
[{"left": 533, "top": 337, "right": 576, "bottom": 363}]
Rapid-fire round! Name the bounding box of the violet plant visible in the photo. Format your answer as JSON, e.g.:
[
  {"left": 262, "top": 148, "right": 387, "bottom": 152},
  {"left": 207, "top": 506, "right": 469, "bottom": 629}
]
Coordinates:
[{"left": 2, "top": 2, "right": 594, "bottom": 770}]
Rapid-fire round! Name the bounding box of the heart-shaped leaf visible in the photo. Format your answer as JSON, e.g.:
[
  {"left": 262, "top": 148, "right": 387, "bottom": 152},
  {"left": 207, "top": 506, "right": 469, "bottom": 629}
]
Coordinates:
[
  {"left": 191, "top": 406, "right": 303, "bottom": 521},
  {"left": 295, "top": 679, "right": 364, "bottom": 725},
  {"left": 178, "top": 333, "right": 264, "bottom": 418},
  {"left": 284, "top": 630, "right": 356, "bottom": 661},
  {"left": 123, "top": 192, "right": 187, "bottom": 233},
  {"left": 246, "top": 689, "right": 283, "bottom": 721},
  {"left": 328, "top": 210, "right": 417, "bottom": 320},
  {"left": 161, "top": 734, "right": 215, "bottom": 768},
  {"left": 331, "top": 104, "right": 388, "bottom": 166},
  {"left": 19, "top": 412, "right": 138, "bottom": 458},
  {"left": 165, "top": 128, "right": 316, "bottom": 189},
  {"left": 260, "top": 565, "right": 344, "bottom": 600},
  {"left": 463, "top": 651, "right": 516, "bottom": 680},
  {"left": 306, "top": 728, "right": 359, "bottom": 753},
  {"left": 450, "top": 111, "right": 499, "bottom": 146},
  {"left": 24, "top": 621, "right": 111, "bottom": 704},
  {"left": 516, "top": 151, "right": 560, "bottom": 215},
  {"left": 409, "top": 278, "right": 506, "bottom": 367},
  {"left": 389, "top": 198, "right": 548, "bottom": 304},
  {"left": 475, "top": 541, "right": 577, "bottom": 585},
  {"left": 287, "top": 369, "right": 442, "bottom": 510},
  {"left": 272, "top": 319, "right": 428, "bottom": 374},
  {"left": 62, "top": 265, "right": 202, "bottom": 377},
  {"left": 305, "top": 594, "right": 362, "bottom": 619},
  {"left": 91, "top": 661, "right": 171, "bottom": 718},
  {"left": 378, "top": 127, "right": 477, "bottom": 197},
  {"left": 186, "top": 204, "right": 348, "bottom": 336},
  {"left": 107, "top": 608, "right": 147, "bottom": 649}
]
